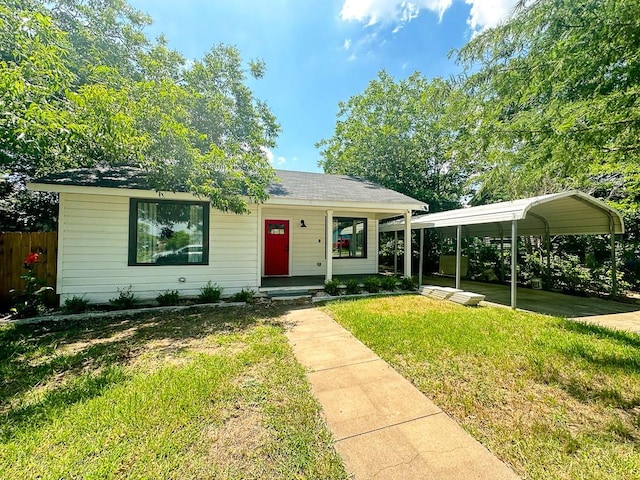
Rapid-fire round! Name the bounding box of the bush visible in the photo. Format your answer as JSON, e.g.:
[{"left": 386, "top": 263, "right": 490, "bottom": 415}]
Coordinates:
[
  {"left": 230, "top": 288, "right": 254, "bottom": 303},
  {"left": 324, "top": 278, "right": 341, "bottom": 296},
  {"left": 199, "top": 281, "right": 223, "bottom": 303},
  {"left": 380, "top": 276, "right": 398, "bottom": 291},
  {"left": 109, "top": 285, "right": 137, "bottom": 309},
  {"left": 400, "top": 276, "right": 415, "bottom": 290},
  {"left": 63, "top": 295, "right": 89, "bottom": 314},
  {"left": 156, "top": 290, "right": 180, "bottom": 306},
  {"left": 363, "top": 276, "right": 381, "bottom": 293},
  {"left": 345, "top": 279, "right": 361, "bottom": 295}
]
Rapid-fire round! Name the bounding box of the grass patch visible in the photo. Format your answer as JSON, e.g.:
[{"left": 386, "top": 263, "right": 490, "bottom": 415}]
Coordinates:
[
  {"left": 324, "top": 296, "right": 640, "bottom": 480},
  {"left": 0, "top": 306, "right": 346, "bottom": 479}
]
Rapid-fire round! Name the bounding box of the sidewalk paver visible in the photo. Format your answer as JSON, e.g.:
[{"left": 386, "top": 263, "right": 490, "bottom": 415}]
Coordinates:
[{"left": 285, "top": 308, "right": 519, "bottom": 480}]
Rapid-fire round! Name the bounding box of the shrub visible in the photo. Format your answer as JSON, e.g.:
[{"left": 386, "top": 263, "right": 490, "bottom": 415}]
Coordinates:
[
  {"left": 363, "top": 276, "right": 381, "bottom": 293},
  {"left": 324, "top": 278, "right": 341, "bottom": 296},
  {"left": 231, "top": 288, "right": 254, "bottom": 303},
  {"left": 400, "top": 276, "right": 415, "bottom": 290},
  {"left": 10, "top": 252, "right": 53, "bottom": 318},
  {"left": 380, "top": 276, "right": 398, "bottom": 291},
  {"left": 63, "top": 295, "right": 89, "bottom": 314},
  {"left": 156, "top": 290, "right": 180, "bottom": 306},
  {"left": 198, "top": 281, "right": 223, "bottom": 303},
  {"left": 345, "top": 279, "right": 361, "bottom": 295},
  {"left": 109, "top": 285, "right": 137, "bottom": 309}
]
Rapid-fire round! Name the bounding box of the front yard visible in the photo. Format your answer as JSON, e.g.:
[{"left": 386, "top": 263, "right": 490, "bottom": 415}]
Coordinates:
[
  {"left": 0, "top": 306, "right": 346, "bottom": 479},
  {"left": 324, "top": 296, "right": 640, "bottom": 480}
]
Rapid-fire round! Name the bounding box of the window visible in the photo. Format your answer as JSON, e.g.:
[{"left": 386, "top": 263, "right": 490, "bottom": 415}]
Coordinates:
[
  {"left": 332, "top": 217, "right": 367, "bottom": 258},
  {"left": 129, "top": 199, "right": 209, "bottom": 265}
]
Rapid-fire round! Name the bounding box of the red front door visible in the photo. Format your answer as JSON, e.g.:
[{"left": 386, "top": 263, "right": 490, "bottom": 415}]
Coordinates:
[{"left": 264, "top": 220, "right": 289, "bottom": 275}]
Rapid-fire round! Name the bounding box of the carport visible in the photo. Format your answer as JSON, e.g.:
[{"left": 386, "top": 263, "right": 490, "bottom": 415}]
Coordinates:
[{"left": 380, "top": 191, "right": 625, "bottom": 309}]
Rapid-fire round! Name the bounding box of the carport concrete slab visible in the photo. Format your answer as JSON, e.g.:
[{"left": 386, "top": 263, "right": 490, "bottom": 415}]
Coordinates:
[{"left": 285, "top": 308, "right": 519, "bottom": 480}]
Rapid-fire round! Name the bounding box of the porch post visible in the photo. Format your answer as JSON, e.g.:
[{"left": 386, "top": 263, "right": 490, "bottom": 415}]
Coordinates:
[
  {"left": 511, "top": 220, "right": 518, "bottom": 309},
  {"left": 418, "top": 228, "right": 424, "bottom": 287},
  {"left": 545, "top": 232, "right": 551, "bottom": 290},
  {"left": 404, "top": 210, "right": 412, "bottom": 278},
  {"left": 455, "top": 225, "right": 462, "bottom": 290},
  {"left": 394, "top": 230, "right": 398, "bottom": 274},
  {"left": 325, "top": 210, "right": 333, "bottom": 282}
]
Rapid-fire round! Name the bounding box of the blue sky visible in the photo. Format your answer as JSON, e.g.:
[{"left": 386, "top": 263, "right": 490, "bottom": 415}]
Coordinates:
[{"left": 127, "top": 0, "right": 517, "bottom": 173}]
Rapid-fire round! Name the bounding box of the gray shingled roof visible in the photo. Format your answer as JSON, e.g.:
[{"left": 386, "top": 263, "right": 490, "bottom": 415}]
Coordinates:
[
  {"left": 268, "top": 170, "right": 424, "bottom": 205},
  {"left": 32, "top": 167, "right": 425, "bottom": 206}
]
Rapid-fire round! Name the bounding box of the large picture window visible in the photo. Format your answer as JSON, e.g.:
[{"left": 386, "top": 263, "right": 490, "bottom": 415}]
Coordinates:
[
  {"left": 332, "top": 217, "right": 367, "bottom": 258},
  {"left": 129, "top": 199, "right": 209, "bottom": 265}
]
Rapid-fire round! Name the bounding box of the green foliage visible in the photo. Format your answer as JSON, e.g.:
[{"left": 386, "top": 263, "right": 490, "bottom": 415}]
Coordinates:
[
  {"left": 230, "top": 288, "right": 254, "bottom": 303},
  {"left": 344, "top": 279, "right": 360, "bottom": 295},
  {"left": 109, "top": 285, "right": 137, "bottom": 309},
  {"left": 198, "top": 281, "right": 223, "bottom": 303},
  {"left": 323, "top": 278, "right": 341, "bottom": 296},
  {"left": 317, "top": 72, "right": 468, "bottom": 212},
  {"left": 155, "top": 290, "right": 180, "bottom": 306},
  {"left": 362, "top": 276, "right": 381, "bottom": 293},
  {"left": 380, "top": 276, "right": 398, "bottom": 291},
  {"left": 2, "top": 0, "right": 280, "bottom": 232},
  {"left": 456, "top": 0, "right": 640, "bottom": 207},
  {"left": 400, "top": 276, "right": 415, "bottom": 291},
  {"left": 62, "top": 295, "right": 89, "bottom": 314}
]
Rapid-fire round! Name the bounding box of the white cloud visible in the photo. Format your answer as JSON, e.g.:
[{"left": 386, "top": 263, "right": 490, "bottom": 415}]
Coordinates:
[
  {"left": 261, "top": 146, "right": 275, "bottom": 164},
  {"left": 343, "top": 38, "right": 352, "bottom": 50},
  {"left": 340, "top": 0, "right": 518, "bottom": 34},
  {"left": 465, "top": 0, "right": 519, "bottom": 32},
  {"left": 276, "top": 156, "right": 286, "bottom": 166},
  {"left": 340, "top": 0, "right": 453, "bottom": 28}
]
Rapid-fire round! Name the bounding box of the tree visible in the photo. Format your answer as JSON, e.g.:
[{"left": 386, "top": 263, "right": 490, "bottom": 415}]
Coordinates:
[
  {"left": 1, "top": 0, "right": 279, "bottom": 231},
  {"left": 317, "top": 71, "right": 469, "bottom": 212},
  {"left": 455, "top": 0, "right": 640, "bottom": 206}
]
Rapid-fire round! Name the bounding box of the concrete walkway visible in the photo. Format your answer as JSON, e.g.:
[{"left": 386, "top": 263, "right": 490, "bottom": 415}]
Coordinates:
[{"left": 285, "top": 308, "right": 519, "bottom": 480}]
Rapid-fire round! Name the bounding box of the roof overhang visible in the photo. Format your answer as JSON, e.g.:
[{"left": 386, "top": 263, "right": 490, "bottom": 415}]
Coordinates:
[
  {"left": 380, "top": 191, "right": 624, "bottom": 236},
  {"left": 28, "top": 182, "right": 424, "bottom": 217}
]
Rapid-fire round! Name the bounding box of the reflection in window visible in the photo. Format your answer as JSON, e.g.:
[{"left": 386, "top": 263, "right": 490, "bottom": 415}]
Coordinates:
[
  {"left": 129, "top": 199, "right": 209, "bottom": 265},
  {"left": 332, "top": 217, "right": 366, "bottom": 258},
  {"left": 268, "top": 223, "right": 286, "bottom": 235}
]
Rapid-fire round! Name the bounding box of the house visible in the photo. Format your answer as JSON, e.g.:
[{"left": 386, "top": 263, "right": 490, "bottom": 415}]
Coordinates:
[{"left": 28, "top": 168, "right": 425, "bottom": 303}]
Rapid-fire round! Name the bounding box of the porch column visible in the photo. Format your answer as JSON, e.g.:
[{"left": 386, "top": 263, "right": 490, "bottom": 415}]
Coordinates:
[
  {"left": 418, "top": 228, "right": 424, "bottom": 287},
  {"left": 325, "top": 209, "right": 333, "bottom": 282},
  {"left": 511, "top": 219, "right": 518, "bottom": 309},
  {"left": 404, "top": 210, "right": 412, "bottom": 278},
  {"left": 455, "top": 225, "right": 462, "bottom": 290}
]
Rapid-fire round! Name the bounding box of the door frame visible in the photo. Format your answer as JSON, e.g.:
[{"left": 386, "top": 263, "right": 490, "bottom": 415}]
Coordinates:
[{"left": 263, "top": 218, "right": 292, "bottom": 276}]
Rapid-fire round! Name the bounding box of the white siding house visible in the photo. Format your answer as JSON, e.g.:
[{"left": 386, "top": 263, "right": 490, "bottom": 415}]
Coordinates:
[{"left": 29, "top": 168, "right": 425, "bottom": 303}]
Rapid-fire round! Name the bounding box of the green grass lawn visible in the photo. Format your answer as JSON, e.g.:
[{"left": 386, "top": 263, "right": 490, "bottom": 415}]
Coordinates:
[
  {"left": 0, "top": 306, "right": 346, "bottom": 479},
  {"left": 324, "top": 296, "right": 640, "bottom": 480}
]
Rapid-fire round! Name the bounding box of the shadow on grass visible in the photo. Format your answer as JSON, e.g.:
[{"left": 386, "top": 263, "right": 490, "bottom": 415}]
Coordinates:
[
  {"left": 540, "top": 320, "right": 640, "bottom": 410},
  {"left": 0, "top": 304, "right": 288, "bottom": 441}
]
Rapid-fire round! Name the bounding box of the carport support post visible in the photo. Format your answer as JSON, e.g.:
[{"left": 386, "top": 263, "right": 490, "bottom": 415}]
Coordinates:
[
  {"left": 511, "top": 220, "right": 518, "bottom": 309},
  {"left": 455, "top": 225, "right": 462, "bottom": 290},
  {"left": 610, "top": 226, "right": 617, "bottom": 297},
  {"left": 418, "top": 228, "right": 424, "bottom": 287},
  {"left": 545, "top": 232, "right": 551, "bottom": 289},
  {"left": 325, "top": 210, "right": 333, "bottom": 282},
  {"left": 404, "top": 210, "right": 412, "bottom": 279},
  {"left": 393, "top": 231, "right": 398, "bottom": 274}
]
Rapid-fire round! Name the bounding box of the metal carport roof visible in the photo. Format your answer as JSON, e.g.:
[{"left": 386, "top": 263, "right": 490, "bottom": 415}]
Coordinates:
[
  {"left": 380, "top": 191, "right": 624, "bottom": 236},
  {"left": 378, "top": 191, "right": 625, "bottom": 309}
]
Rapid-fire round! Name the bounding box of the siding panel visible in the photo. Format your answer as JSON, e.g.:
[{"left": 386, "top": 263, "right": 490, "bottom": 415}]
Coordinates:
[{"left": 58, "top": 193, "right": 258, "bottom": 303}]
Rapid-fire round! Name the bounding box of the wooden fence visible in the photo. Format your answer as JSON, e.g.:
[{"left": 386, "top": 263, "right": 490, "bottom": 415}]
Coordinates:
[{"left": 0, "top": 232, "right": 58, "bottom": 306}]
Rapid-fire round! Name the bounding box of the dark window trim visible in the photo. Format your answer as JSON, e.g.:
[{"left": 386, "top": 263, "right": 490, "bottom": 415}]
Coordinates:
[
  {"left": 332, "top": 217, "right": 368, "bottom": 259},
  {"left": 128, "top": 198, "right": 210, "bottom": 266}
]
